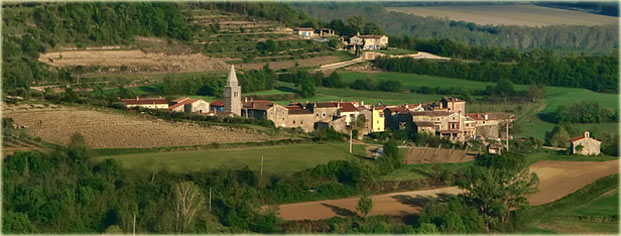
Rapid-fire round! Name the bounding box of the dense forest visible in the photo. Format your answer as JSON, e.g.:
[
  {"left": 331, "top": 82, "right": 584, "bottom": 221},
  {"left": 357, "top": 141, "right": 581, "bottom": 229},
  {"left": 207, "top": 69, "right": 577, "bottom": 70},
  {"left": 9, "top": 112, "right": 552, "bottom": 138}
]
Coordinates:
[
  {"left": 292, "top": 2, "right": 618, "bottom": 54},
  {"left": 535, "top": 1, "right": 619, "bottom": 17},
  {"left": 375, "top": 51, "right": 619, "bottom": 93}
]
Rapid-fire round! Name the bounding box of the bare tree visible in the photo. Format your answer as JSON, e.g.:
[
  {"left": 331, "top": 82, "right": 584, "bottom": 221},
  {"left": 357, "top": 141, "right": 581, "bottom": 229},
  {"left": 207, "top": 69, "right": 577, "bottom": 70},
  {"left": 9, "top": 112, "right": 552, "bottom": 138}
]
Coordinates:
[{"left": 173, "top": 181, "right": 206, "bottom": 233}]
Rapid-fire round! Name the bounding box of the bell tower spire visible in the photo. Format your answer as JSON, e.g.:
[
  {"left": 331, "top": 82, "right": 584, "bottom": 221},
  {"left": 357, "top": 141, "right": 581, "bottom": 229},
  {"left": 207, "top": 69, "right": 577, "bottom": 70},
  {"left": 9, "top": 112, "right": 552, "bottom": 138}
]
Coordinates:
[{"left": 224, "top": 65, "right": 241, "bottom": 116}]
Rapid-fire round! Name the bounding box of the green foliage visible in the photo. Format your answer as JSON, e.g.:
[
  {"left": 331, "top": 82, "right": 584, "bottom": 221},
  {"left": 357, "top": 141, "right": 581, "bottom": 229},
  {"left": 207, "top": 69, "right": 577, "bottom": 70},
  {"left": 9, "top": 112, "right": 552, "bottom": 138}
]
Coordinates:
[
  {"left": 553, "top": 101, "right": 617, "bottom": 124},
  {"left": 375, "top": 51, "right": 618, "bottom": 93},
  {"left": 350, "top": 78, "right": 376, "bottom": 90},
  {"left": 545, "top": 125, "right": 572, "bottom": 147},
  {"left": 356, "top": 192, "right": 373, "bottom": 217},
  {"left": 70, "top": 132, "right": 86, "bottom": 147},
  {"left": 376, "top": 80, "right": 402, "bottom": 92},
  {"left": 322, "top": 72, "right": 346, "bottom": 88},
  {"left": 455, "top": 152, "right": 539, "bottom": 230},
  {"left": 311, "top": 127, "right": 346, "bottom": 142}
]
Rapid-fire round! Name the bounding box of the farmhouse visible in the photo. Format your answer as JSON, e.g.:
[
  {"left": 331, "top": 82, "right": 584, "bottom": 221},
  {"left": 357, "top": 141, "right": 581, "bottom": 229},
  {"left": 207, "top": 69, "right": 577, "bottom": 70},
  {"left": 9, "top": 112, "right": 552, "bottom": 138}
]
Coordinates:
[
  {"left": 241, "top": 98, "right": 288, "bottom": 128},
  {"left": 349, "top": 33, "right": 388, "bottom": 50},
  {"left": 295, "top": 27, "right": 314, "bottom": 39},
  {"left": 120, "top": 96, "right": 168, "bottom": 109},
  {"left": 286, "top": 109, "right": 315, "bottom": 132},
  {"left": 169, "top": 97, "right": 210, "bottom": 113},
  {"left": 571, "top": 131, "right": 601, "bottom": 155},
  {"left": 210, "top": 100, "right": 224, "bottom": 113}
]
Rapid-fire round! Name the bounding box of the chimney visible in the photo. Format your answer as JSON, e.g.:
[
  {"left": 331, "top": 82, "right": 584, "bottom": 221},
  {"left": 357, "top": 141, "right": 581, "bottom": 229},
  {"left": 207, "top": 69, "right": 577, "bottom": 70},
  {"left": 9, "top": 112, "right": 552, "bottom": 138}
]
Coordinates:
[
  {"left": 136, "top": 96, "right": 139, "bottom": 101},
  {"left": 159, "top": 96, "right": 162, "bottom": 99},
  {"left": 250, "top": 97, "right": 253, "bottom": 102},
  {"left": 357, "top": 32, "right": 360, "bottom": 36},
  {"left": 484, "top": 113, "right": 488, "bottom": 120},
  {"left": 361, "top": 101, "right": 364, "bottom": 106},
  {"left": 252, "top": 103, "right": 256, "bottom": 108},
  {"left": 244, "top": 97, "right": 248, "bottom": 103},
  {"left": 340, "top": 98, "right": 343, "bottom": 103}
]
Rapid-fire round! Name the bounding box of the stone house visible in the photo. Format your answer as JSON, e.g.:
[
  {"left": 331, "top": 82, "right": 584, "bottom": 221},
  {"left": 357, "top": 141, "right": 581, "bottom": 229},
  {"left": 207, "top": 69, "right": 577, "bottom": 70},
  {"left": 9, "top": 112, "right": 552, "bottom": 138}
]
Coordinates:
[
  {"left": 286, "top": 109, "right": 315, "bottom": 132},
  {"left": 241, "top": 99, "right": 289, "bottom": 128},
  {"left": 441, "top": 97, "right": 466, "bottom": 114},
  {"left": 571, "top": 131, "right": 601, "bottom": 155},
  {"left": 169, "top": 97, "right": 210, "bottom": 113},
  {"left": 295, "top": 28, "right": 314, "bottom": 39},
  {"left": 384, "top": 106, "right": 408, "bottom": 130},
  {"left": 349, "top": 33, "right": 388, "bottom": 50},
  {"left": 337, "top": 102, "right": 359, "bottom": 126},
  {"left": 311, "top": 102, "right": 339, "bottom": 120},
  {"left": 121, "top": 96, "right": 169, "bottom": 109}
]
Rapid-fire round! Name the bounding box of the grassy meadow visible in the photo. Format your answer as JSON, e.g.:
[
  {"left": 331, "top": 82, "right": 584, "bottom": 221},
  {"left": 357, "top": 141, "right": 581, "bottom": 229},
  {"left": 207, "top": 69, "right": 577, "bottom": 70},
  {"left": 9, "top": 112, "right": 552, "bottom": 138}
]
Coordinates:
[{"left": 93, "top": 142, "right": 368, "bottom": 176}]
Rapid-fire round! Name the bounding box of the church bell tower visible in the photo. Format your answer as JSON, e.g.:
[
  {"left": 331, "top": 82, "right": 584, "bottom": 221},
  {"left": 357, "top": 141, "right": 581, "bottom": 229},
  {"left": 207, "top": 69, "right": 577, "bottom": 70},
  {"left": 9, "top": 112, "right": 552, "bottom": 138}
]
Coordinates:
[{"left": 224, "top": 65, "right": 241, "bottom": 116}]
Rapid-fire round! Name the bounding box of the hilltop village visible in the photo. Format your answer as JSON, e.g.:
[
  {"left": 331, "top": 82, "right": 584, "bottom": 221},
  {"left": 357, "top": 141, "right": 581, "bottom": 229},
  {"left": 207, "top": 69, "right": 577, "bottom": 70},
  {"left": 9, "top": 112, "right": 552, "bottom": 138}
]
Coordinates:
[{"left": 121, "top": 65, "right": 515, "bottom": 144}]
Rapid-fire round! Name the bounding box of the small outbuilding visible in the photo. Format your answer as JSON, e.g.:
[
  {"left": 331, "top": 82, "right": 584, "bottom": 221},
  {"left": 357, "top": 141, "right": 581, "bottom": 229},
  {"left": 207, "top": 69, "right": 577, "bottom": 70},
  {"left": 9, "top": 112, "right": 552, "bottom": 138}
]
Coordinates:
[{"left": 571, "top": 131, "right": 601, "bottom": 156}]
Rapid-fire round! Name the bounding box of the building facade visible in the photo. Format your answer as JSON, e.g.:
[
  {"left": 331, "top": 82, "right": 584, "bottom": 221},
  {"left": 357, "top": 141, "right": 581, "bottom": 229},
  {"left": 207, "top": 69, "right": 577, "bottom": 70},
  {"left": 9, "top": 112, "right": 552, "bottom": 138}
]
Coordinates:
[
  {"left": 223, "top": 65, "right": 241, "bottom": 116},
  {"left": 571, "top": 131, "right": 601, "bottom": 155}
]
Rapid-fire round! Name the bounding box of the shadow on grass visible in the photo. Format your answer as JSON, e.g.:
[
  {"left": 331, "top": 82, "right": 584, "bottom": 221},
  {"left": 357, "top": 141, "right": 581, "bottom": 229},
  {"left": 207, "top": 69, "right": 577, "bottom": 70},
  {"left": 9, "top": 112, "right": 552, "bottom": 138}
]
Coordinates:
[
  {"left": 536, "top": 112, "right": 557, "bottom": 123},
  {"left": 392, "top": 193, "right": 454, "bottom": 208},
  {"left": 321, "top": 203, "right": 356, "bottom": 217}
]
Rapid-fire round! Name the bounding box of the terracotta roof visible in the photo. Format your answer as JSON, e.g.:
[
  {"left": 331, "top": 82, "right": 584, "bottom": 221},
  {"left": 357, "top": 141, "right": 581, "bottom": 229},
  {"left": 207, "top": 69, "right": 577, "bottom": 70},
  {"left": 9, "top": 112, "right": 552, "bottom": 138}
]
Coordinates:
[
  {"left": 571, "top": 136, "right": 585, "bottom": 142},
  {"left": 410, "top": 111, "right": 453, "bottom": 117},
  {"left": 355, "top": 35, "right": 385, "bottom": 39},
  {"left": 243, "top": 100, "right": 271, "bottom": 109},
  {"left": 338, "top": 103, "right": 357, "bottom": 112},
  {"left": 211, "top": 100, "right": 224, "bottom": 106},
  {"left": 315, "top": 102, "right": 338, "bottom": 108},
  {"left": 121, "top": 97, "right": 167, "bottom": 105},
  {"left": 414, "top": 121, "right": 435, "bottom": 127},
  {"left": 288, "top": 109, "right": 313, "bottom": 115},
  {"left": 172, "top": 97, "right": 191, "bottom": 103},
  {"left": 285, "top": 106, "right": 302, "bottom": 110},
  {"left": 168, "top": 98, "right": 197, "bottom": 110}
]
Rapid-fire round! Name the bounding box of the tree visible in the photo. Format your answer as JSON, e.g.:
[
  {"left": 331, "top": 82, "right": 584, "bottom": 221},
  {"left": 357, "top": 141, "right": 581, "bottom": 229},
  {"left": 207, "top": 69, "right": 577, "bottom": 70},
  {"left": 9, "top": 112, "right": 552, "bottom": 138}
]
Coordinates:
[
  {"left": 575, "top": 144, "right": 584, "bottom": 153},
  {"left": 455, "top": 152, "right": 538, "bottom": 230},
  {"left": 527, "top": 83, "right": 546, "bottom": 102},
  {"left": 545, "top": 125, "right": 571, "bottom": 147},
  {"left": 346, "top": 16, "right": 365, "bottom": 34},
  {"left": 173, "top": 181, "right": 206, "bottom": 233},
  {"left": 363, "top": 22, "right": 384, "bottom": 35},
  {"left": 294, "top": 71, "right": 315, "bottom": 98},
  {"left": 70, "top": 132, "right": 86, "bottom": 147},
  {"left": 356, "top": 191, "right": 373, "bottom": 217},
  {"left": 323, "top": 72, "right": 346, "bottom": 88}
]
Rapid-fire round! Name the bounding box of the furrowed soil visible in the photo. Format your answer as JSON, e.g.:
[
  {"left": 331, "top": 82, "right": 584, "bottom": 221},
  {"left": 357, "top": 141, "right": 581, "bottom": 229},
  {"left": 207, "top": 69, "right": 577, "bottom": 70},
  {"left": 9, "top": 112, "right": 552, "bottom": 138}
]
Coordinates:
[
  {"left": 3, "top": 105, "right": 284, "bottom": 149},
  {"left": 39, "top": 49, "right": 229, "bottom": 74},
  {"left": 277, "top": 159, "right": 619, "bottom": 221}
]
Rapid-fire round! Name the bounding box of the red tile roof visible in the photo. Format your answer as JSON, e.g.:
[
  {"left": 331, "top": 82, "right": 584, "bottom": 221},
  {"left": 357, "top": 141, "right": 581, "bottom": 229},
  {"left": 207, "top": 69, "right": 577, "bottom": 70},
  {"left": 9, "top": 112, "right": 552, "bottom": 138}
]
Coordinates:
[
  {"left": 315, "top": 102, "right": 338, "bottom": 108},
  {"left": 571, "top": 136, "right": 585, "bottom": 143},
  {"left": 172, "top": 97, "right": 191, "bottom": 103},
  {"left": 385, "top": 107, "right": 407, "bottom": 113},
  {"left": 338, "top": 102, "right": 357, "bottom": 112},
  {"left": 168, "top": 98, "right": 197, "bottom": 110},
  {"left": 211, "top": 100, "right": 224, "bottom": 106},
  {"left": 121, "top": 97, "right": 168, "bottom": 105}
]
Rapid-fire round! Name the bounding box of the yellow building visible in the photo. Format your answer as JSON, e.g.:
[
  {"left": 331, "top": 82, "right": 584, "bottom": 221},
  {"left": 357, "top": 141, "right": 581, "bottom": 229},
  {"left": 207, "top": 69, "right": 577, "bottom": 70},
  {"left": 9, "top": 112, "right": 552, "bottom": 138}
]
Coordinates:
[
  {"left": 371, "top": 107, "right": 385, "bottom": 132},
  {"left": 120, "top": 97, "right": 169, "bottom": 109}
]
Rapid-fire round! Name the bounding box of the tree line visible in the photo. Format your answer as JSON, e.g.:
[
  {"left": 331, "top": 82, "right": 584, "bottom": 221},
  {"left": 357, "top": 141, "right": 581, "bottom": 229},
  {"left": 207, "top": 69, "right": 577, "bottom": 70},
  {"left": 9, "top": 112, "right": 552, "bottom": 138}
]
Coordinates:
[{"left": 374, "top": 51, "right": 618, "bottom": 93}]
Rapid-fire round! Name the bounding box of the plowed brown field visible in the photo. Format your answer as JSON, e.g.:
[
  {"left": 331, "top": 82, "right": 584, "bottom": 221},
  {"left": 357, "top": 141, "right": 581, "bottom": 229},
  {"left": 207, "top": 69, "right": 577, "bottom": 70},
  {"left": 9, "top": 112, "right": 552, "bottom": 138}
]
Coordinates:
[
  {"left": 4, "top": 105, "right": 283, "bottom": 148},
  {"left": 277, "top": 159, "right": 619, "bottom": 220}
]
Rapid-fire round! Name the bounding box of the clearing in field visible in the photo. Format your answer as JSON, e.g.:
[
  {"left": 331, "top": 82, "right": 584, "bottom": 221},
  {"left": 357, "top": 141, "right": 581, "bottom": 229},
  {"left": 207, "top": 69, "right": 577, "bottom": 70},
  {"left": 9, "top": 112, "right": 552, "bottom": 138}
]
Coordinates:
[
  {"left": 39, "top": 49, "right": 229, "bottom": 74},
  {"left": 3, "top": 105, "right": 284, "bottom": 149},
  {"left": 93, "top": 142, "right": 366, "bottom": 176},
  {"left": 276, "top": 159, "right": 619, "bottom": 221},
  {"left": 402, "top": 146, "right": 476, "bottom": 164},
  {"left": 386, "top": 4, "right": 618, "bottom": 26}
]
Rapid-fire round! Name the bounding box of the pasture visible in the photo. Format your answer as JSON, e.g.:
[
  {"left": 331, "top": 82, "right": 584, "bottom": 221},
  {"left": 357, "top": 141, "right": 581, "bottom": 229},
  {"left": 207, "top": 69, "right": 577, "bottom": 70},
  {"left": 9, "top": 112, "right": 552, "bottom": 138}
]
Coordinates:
[
  {"left": 93, "top": 142, "right": 367, "bottom": 176},
  {"left": 386, "top": 4, "right": 618, "bottom": 27}
]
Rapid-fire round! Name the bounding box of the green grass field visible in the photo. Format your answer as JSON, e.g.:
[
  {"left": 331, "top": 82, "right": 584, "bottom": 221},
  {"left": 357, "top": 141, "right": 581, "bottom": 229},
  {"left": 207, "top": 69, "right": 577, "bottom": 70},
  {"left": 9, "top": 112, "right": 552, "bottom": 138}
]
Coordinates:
[{"left": 93, "top": 142, "right": 367, "bottom": 176}]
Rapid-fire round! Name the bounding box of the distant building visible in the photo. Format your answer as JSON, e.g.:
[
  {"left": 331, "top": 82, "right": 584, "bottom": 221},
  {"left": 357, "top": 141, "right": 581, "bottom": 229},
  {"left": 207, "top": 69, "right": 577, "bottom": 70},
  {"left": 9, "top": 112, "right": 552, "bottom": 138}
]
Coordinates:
[
  {"left": 210, "top": 100, "right": 224, "bottom": 113},
  {"left": 224, "top": 65, "right": 241, "bottom": 116},
  {"left": 295, "top": 28, "right": 314, "bottom": 39},
  {"left": 441, "top": 97, "right": 466, "bottom": 115},
  {"left": 349, "top": 33, "right": 388, "bottom": 50},
  {"left": 120, "top": 96, "right": 168, "bottom": 109},
  {"left": 319, "top": 28, "right": 335, "bottom": 37},
  {"left": 287, "top": 109, "right": 315, "bottom": 132},
  {"left": 571, "top": 131, "right": 601, "bottom": 155},
  {"left": 242, "top": 98, "right": 289, "bottom": 128},
  {"left": 169, "top": 97, "right": 210, "bottom": 113},
  {"left": 371, "top": 107, "right": 385, "bottom": 133}
]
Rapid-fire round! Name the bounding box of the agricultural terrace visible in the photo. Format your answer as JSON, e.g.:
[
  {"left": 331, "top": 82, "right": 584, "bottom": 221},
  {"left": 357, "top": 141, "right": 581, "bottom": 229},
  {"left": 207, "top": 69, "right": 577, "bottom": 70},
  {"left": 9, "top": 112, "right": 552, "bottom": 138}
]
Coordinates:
[
  {"left": 4, "top": 104, "right": 286, "bottom": 149},
  {"left": 93, "top": 142, "right": 367, "bottom": 176},
  {"left": 386, "top": 4, "right": 618, "bottom": 26}
]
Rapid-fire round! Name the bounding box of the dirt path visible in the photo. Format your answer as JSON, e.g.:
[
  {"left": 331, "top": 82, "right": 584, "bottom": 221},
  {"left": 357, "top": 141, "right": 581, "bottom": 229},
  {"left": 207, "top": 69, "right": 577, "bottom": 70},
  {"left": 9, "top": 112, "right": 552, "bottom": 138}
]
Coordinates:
[
  {"left": 315, "top": 51, "right": 449, "bottom": 72},
  {"left": 278, "top": 186, "right": 462, "bottom": 221},
  {"left": 277, "top": 159, "right": 619, "bottom": 221}
]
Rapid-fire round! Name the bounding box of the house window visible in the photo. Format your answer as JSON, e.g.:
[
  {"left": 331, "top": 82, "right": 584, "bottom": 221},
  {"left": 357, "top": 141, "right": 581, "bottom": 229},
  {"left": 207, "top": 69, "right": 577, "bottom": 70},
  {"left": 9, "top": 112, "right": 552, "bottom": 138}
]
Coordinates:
[
  {"left": 301, "top": 121, "right": 304, "bottom": 124},
  {"left": 293, "top": 121, "right": 296, "bottom": 124},
  {"left": 323, "top": 113, "right": 326, "bottom": 117}
]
